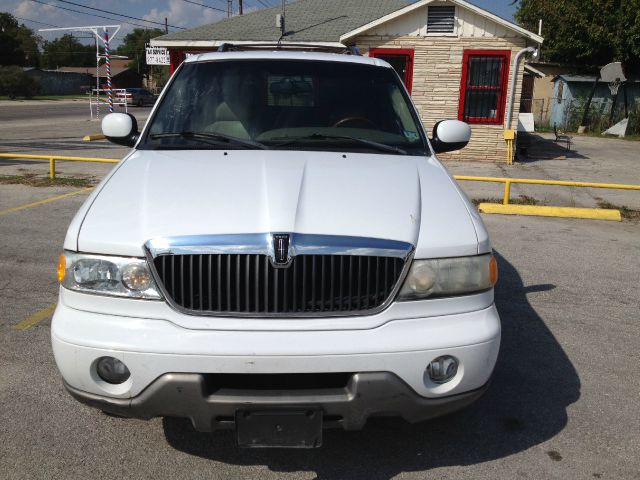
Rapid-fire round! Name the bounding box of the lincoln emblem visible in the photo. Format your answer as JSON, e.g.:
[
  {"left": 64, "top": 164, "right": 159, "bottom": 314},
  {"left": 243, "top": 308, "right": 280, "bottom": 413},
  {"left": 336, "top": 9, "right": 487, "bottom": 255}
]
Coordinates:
[{"left": 272, "top": 234, "right": 290, "bottom": 266}]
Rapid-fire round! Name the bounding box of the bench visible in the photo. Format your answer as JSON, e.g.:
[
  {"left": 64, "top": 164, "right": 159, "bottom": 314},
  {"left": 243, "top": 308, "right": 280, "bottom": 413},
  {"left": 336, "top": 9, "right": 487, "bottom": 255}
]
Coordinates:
[{"left": 553, "top": 124, "right": 572, "bottom": 150}]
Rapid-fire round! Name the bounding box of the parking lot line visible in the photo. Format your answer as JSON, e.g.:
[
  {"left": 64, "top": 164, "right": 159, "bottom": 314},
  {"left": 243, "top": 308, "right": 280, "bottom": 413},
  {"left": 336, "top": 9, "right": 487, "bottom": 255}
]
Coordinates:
[
  {"left": 0, "top": 188, "right": 92, "bottom": 217},
  {"left": 14, "top": 303, "right": 57, "bottom": 330}
]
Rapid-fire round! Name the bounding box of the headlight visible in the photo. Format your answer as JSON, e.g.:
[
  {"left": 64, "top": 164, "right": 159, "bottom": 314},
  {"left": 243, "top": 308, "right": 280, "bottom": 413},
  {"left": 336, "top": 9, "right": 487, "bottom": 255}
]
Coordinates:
[
  {"left": 398, "top": 253, "right": 497, "bottom": 300},
  {"left": 59, "top": 251, "right": 162, "bottom": 299}
]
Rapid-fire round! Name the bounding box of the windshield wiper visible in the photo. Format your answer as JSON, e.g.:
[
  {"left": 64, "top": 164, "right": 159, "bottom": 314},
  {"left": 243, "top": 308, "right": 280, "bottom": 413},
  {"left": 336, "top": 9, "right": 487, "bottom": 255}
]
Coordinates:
[
  {"left": 270, "top": 133, "right": 407, "bottom": 155},
  {"left": 149, "top": 131, "right": 268, "bottom": 150}
]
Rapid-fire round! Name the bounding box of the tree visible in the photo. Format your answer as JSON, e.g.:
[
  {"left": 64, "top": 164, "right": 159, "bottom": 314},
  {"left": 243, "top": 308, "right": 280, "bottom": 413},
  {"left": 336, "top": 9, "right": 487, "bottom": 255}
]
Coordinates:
[
  {"left": 0, "top": 65, "right": 40, "bottom": 98},
  {"left": 42, "top": 34, "right": 94, "bottom": 69},
  {"left": 0, "top": 13, "right": 41, "bottom": 67},
  {"left": 515, "top": 0, "right": 640, "bottom": 73},
  {"left": 116, "top": 28, "right": 166, "bottom": 79}
]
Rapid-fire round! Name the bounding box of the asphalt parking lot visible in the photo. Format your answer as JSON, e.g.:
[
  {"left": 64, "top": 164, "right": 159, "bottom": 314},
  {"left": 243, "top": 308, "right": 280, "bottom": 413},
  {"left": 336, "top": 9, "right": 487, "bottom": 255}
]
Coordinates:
[
  {"left": 1, "top": 186, "right": 639, "bottom": 479},
  {"left": 1, "top": 101, "right": 639, "bottom": 479}
]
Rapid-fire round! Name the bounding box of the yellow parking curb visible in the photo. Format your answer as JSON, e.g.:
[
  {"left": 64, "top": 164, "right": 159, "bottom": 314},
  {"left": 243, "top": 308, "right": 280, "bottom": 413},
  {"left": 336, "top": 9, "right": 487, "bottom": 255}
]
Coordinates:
[
  {"left": 82, "top": 134, "right": 106, "bottom": 141},
  {"left": 478, "top": 203, "right": 622, "bottom": 221}
]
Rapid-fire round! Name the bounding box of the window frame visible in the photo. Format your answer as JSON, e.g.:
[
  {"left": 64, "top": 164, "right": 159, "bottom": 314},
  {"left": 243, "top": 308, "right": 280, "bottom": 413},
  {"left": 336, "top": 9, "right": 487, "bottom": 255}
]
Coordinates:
[
  {"left": 458, "top": 49, "right": 511, "bottom": 126},
  {"left": 369, "top": 48, "right": 415, "bottom": 95}
]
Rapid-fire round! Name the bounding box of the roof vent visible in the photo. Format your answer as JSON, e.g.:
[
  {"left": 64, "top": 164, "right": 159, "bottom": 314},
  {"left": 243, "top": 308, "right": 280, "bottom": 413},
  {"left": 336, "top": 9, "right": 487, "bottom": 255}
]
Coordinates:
[{"left": 427, "top": 5, "right": 456, "bottom": 34}]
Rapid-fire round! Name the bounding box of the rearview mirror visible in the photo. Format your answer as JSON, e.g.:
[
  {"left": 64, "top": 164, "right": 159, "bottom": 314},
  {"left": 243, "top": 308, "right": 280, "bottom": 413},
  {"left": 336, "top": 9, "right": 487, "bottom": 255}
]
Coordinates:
[
  {"left": 102, "top": 113, "right": 139, "bottom": 147},
  {"left": 430, "top": 120, "right": 471, "bottom": 154}
]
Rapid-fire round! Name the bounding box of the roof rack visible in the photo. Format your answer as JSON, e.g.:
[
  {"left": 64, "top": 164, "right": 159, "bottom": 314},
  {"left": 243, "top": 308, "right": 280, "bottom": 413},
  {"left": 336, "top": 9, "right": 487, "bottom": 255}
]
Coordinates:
[{"left": 217, "top": 42, "right": 361, "bottom": 56}]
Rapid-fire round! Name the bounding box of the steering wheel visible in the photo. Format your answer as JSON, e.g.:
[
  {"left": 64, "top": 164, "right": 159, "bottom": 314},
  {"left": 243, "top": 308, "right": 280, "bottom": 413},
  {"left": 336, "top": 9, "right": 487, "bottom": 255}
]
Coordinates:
[{"left": 332, "top": 116, "right": 378, "bottom": 129}]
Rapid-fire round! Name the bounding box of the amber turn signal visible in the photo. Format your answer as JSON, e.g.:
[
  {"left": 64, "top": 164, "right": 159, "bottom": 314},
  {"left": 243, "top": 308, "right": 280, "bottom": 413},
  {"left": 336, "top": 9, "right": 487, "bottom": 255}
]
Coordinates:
[
  {"left": 489, "top": 255, "right": 498, "bottom": 285},
  {"left": 57, "top": 255, "right": 66, "bottom": 282}
]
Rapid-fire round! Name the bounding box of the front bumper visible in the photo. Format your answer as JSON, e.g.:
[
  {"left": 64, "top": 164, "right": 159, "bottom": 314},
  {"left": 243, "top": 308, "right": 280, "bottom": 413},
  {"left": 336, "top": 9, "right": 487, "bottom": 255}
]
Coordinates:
[
  {"left": 64, "top": 372, "right": 490, "bottom": 432},
  {"left": 52, "top": 290, "right": 501, "bottom": 430}
]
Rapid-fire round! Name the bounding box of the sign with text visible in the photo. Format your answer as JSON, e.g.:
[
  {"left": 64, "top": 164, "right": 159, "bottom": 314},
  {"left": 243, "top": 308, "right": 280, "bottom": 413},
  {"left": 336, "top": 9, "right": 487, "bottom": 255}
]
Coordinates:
[{"left": 145, "top": 46, "right": 170, "bottom": 65}]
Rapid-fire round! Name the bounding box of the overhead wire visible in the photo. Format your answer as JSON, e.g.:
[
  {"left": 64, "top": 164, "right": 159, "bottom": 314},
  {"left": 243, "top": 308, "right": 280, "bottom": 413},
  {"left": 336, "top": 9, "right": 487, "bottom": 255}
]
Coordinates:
[
  {"left": 52, "top": 0, "right": 186, "bottom": 29},
  {"left": 12, "top": 16, "right": 63, "bottom": 28},
  {"left": 27, "top": 0, "right": 183, "bottom": 30},
  {"left": 179, "top": 0, "right": 227, "bottom": 13}
]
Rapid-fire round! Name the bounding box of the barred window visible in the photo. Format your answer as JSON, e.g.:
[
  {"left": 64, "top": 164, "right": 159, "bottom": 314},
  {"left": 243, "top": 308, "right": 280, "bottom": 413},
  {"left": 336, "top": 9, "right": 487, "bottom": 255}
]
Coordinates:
[{"left": 459, "top": 50, "right": 511, "bottom": 125}]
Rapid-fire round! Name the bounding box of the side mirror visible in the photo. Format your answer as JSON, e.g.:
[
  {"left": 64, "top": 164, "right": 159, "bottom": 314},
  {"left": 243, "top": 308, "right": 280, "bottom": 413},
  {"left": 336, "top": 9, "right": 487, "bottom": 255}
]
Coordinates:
[
  {"left": 102, "top": 113, "right": 139, "bottom": 147},
  {"left": 430, "top": 120, "right": 471, "bottom": 154}
]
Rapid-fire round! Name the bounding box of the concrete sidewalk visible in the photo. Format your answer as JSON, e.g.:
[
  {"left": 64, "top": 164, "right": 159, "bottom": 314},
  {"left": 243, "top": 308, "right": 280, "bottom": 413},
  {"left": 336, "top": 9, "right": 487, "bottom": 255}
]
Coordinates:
[{"left": 443, "top": 133, "right": 640, "bottom": 210}]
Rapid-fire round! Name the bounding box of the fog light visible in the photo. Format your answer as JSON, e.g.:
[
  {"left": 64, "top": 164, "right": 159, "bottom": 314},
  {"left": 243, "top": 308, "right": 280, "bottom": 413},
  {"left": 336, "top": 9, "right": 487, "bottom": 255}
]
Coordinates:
[
  {"left": 427, "top": 356, "right": 458, "bottom": 384},
  {"left": 96, "top": 356, "right": 130, "bottom": 384}
]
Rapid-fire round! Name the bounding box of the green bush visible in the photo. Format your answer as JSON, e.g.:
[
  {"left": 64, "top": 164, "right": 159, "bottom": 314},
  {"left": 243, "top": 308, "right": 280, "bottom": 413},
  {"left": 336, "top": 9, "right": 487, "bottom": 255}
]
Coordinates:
[{"left": 0, "top": 66, "right": 40, "bottom": 99}]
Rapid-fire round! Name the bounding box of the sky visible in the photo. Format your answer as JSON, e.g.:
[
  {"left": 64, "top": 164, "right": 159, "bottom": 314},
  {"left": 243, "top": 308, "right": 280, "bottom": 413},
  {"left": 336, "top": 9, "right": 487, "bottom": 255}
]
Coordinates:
[{"left": 1, "top": 0, "right": 519, "bottom": 46}]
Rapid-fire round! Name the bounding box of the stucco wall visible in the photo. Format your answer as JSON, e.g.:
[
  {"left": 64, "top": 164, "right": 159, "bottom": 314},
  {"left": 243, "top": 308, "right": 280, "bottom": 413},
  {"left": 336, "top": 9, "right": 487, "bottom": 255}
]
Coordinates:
[{"left": 354, "top": 35, "right": 528, "bottom": 163}]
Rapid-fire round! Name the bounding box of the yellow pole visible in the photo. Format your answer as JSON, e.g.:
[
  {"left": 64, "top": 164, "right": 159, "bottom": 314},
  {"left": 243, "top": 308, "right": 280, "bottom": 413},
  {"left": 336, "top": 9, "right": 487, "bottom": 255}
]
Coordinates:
[
  {"left": 49, "top": 157, "right": 55, "bottom": 179},
  {"left": 503, "top": 180, "right": 511, "bottom": 205}
]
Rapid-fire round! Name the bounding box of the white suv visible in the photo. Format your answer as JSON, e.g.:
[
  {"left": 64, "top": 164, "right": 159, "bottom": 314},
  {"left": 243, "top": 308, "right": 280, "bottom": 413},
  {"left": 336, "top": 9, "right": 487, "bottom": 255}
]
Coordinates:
[{"left": 53, "top": 50, "right": 500, "bottom": 448}]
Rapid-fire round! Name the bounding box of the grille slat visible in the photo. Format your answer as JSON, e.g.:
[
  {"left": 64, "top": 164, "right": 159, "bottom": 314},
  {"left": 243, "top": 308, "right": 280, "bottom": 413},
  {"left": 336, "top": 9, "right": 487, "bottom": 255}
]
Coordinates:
[{"left": 154, "top": 253, "right": 405, "bottom": 315}]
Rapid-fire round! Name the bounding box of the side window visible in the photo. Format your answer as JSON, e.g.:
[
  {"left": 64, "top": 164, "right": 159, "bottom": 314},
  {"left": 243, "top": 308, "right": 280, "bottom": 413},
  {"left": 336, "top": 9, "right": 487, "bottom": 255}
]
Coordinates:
[
  {"left": 458, "top": 50, "right": 511, "bottom": 125},
  {"left": 388, "top": 84, "right": 419, "bottom": 141}
]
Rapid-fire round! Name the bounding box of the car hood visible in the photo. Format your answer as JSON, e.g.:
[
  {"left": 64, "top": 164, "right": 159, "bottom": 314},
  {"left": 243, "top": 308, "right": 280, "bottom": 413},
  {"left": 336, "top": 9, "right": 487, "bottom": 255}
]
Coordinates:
[{"left": 70, "top": 149, "right": 483, "bottom": 258}]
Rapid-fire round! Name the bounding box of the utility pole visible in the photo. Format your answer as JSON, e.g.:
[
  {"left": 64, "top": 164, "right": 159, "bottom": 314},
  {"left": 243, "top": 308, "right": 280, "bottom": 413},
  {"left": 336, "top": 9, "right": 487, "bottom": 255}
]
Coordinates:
[
  {"left": 227, "top": 0, "right": 232, "bottom": 17},
  {"left": 164, "top": 17, "right": 168, "bottom": 34},
  {"left": 239, "top": 0, "right": 243, "bottom": 15}
]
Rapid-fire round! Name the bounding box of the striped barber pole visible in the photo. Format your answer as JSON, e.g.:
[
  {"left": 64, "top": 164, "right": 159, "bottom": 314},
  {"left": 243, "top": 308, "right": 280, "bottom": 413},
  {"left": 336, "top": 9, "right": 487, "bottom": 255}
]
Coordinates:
[{"left": 104, "top": 30, "right": 113, "bottom": 113}]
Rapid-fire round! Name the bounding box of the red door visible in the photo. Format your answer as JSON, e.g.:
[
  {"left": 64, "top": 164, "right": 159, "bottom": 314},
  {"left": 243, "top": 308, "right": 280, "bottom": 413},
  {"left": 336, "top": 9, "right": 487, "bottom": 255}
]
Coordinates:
[{"left": 369, "top": 48, "right": 415, "bottom": 94}]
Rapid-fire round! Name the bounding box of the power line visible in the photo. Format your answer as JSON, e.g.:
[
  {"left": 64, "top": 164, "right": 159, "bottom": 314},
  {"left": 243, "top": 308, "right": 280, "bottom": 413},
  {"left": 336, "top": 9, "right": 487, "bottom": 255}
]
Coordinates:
[
  {"left": 254, "top": 0, "right": 273, "bottom": 8},
  {"left": 27, "top": 0, "right": 161, "bottom": 30},
  {"left": 13, "top": 16, "right": 62, "bottom": 28},
  {"left": 179, "top": 0, "right": 227, "bottom": 13},
  {"left": 52, "top": 0, "right": 186, "bottom": 29}
]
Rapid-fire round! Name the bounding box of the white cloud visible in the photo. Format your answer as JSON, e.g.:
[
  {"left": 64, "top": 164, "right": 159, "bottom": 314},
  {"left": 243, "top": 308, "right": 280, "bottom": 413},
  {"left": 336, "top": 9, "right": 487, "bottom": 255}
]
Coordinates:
[
  {"left": 143, "top": 0, "right": 225, "bottom": 30},
  {"left": 7, "top": 0, "right": 228, "bottom": 46}
]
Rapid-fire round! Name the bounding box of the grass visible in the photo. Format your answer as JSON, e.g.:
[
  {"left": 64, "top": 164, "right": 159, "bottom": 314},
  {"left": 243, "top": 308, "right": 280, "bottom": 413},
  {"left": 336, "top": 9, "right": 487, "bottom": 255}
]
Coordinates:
[
  {"left": 0, "top": 95, "right": 88, "bottom": 101},
  {"left": 472, "top": 195, "right": 542, "bottom": 206},
  {"left": 0, "top": 174, "right": 94, "bottom": 187},
  {"left": 597, "top": 201, "right": 640, "bottom": 220}
]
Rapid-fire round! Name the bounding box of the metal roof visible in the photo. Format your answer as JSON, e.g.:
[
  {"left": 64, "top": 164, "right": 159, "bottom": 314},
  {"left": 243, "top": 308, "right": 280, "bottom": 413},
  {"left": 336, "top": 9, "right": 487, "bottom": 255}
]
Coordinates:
[{"left": 153, "top": 0, "right": 408, "bottom": 46}]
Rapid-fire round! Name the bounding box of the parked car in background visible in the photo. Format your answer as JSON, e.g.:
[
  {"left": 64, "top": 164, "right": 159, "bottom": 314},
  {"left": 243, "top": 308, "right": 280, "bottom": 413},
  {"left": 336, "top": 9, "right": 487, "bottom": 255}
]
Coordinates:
[{"left": 116, "top": 88, "right": 156, "bottom": 107}]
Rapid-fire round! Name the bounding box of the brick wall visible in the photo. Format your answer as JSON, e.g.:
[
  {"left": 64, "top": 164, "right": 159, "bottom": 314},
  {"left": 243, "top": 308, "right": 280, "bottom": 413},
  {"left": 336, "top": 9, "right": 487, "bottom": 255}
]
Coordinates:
[{"left": 355, "top": 36, "right": 529, "bottom": 162}]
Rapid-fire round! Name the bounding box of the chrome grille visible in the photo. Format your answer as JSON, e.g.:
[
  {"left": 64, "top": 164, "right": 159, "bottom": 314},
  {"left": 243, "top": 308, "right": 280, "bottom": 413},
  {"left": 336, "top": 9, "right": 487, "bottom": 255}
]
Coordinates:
[{"left": 153, "top": 253, "right": 406, "bottom": 315}]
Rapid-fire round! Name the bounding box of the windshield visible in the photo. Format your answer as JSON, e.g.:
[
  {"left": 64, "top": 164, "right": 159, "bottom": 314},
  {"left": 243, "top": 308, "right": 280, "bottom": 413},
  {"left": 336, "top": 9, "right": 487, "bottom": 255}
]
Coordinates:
[{"left": 141, "top": 59, "right": 428, "bottom": 155}]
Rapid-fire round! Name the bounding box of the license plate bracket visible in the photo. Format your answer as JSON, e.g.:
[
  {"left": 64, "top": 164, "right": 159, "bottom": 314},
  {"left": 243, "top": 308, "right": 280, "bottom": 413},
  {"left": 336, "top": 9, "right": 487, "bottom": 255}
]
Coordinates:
[{"left": 235, "top": 409, "right": 323, "bottom": 448}]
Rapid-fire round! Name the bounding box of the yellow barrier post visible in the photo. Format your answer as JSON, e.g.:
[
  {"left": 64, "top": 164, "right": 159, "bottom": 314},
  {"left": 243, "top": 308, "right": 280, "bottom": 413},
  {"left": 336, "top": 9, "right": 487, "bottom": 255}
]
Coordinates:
[
  {"left": 453, "top": 175, "right": 640, "bottom": 221},
  {"left": 503, "top": 129, "right": 515, "bottom": 165},
  {"left": 49, "top": 157, "right": 55, "bottom": 179},
  {"left": 503, "top": 180, "right": 511, "bottom": 205}
]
